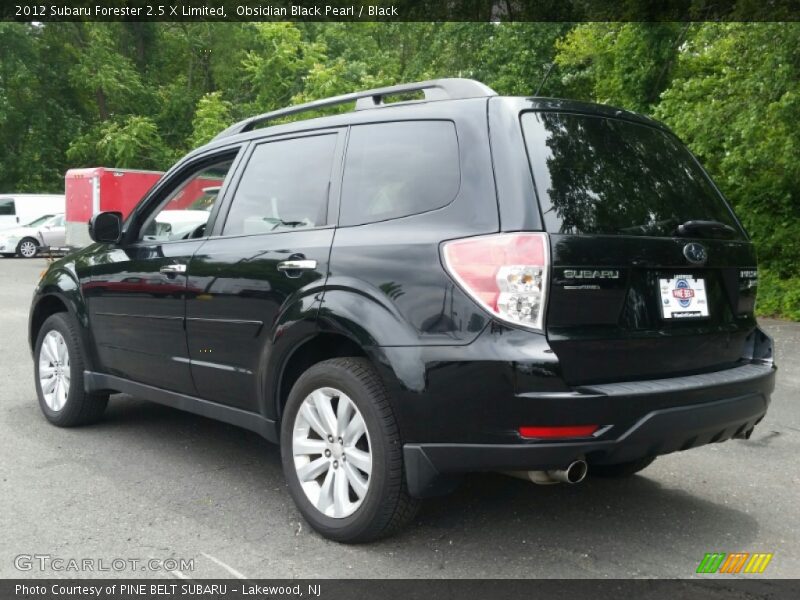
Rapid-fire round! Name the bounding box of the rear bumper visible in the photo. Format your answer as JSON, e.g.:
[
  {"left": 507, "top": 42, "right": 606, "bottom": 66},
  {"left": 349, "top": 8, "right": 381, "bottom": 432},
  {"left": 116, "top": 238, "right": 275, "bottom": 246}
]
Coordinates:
[{"left": 404, "top": 361, "right": 775, "bottom": 498}]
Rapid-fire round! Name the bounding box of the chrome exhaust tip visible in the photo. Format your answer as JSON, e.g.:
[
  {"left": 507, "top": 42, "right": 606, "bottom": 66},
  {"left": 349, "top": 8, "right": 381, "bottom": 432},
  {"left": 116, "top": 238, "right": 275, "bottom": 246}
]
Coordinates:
[
  {"left": 547, "top": 460, "right": 588, "bottom": 484},
  {"left": 503, "top": 459, "right": 588, "bottom": 485}
]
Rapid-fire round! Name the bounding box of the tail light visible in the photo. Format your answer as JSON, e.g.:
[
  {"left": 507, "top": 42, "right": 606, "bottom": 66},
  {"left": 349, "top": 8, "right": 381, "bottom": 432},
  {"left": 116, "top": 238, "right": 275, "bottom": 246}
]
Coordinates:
[{"left": 441, "top": 233, "right": 549, "bottom": 330}]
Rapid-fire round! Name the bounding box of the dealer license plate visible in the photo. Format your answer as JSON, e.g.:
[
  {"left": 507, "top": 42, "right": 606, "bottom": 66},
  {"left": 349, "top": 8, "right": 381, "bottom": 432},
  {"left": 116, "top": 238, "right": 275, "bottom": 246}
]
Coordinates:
[{"left": 659, "top": 276, "right": 709, "bottom": 319}]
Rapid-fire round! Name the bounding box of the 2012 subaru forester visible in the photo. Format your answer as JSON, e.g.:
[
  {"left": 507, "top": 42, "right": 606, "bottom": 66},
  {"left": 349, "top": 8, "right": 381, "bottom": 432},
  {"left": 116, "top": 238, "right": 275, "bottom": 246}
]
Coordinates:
[{"left": 29, "top": 79, "right": 776, "bottom": 542}]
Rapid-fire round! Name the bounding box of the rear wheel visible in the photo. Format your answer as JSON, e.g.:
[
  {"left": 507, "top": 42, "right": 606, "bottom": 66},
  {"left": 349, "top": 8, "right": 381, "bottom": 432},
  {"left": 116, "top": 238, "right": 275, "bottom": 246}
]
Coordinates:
[
  {"left": 17, "top": 237, "right": 39, "bottom": 258},
  {"left": 34, "top": 313, "right": 108, "bottom": 427},
  {"left": 281, "top": 357, "right": 419, "bottom": 543},
  {"left": 591, "top": 456, "right": 656, "bottom": 478}
]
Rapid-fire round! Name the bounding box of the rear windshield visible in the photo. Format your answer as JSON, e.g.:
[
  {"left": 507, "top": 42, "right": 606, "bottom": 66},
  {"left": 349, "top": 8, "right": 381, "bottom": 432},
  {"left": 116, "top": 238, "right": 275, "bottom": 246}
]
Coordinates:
[{"left": 521, "top": 112, "right": 743, "bottom": 239}]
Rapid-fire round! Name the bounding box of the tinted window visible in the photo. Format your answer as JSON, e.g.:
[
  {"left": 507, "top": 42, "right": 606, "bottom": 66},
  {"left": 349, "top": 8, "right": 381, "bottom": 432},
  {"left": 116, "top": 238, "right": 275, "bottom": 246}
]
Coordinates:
[
  {"left": 141, "top": 159, "right": 234, "bottom": 242},
  {"left": 340, "top": 121, "right": 460, "bottom": 226},
  {"left": 0, "top": 198, "right": 15, "bottom": 216},
  {"left": 223, "top": 134, "right": 337, "bottom": 236},
  {"left": 521, "top": 112, "right": 742, "bottom": 238}
]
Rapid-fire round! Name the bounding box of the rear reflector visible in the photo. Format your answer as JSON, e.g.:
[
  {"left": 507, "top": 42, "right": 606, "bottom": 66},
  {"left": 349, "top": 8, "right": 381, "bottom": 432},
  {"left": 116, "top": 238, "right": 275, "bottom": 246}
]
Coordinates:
[
  {"left": 518, "top": 425, "right": 599, "bottom": 439},
  {"left": 441, "top": 233, "right": 549, "bottom": 330}
]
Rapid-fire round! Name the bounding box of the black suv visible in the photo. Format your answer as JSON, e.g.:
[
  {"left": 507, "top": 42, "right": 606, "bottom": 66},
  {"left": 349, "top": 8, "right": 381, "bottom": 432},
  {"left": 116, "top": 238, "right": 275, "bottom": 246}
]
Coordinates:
[{"left": 30, "top": 79, "right": 776, "bottom": 542}]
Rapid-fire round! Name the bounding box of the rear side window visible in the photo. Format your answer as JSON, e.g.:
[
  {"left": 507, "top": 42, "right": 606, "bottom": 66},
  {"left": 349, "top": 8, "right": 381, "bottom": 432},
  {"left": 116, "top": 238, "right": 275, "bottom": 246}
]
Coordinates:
[
  {"left": 223, "top": 134, "right": 337, "bottom": 236},
  {"left": 521, "top": 112, "right": 743, "bottom": 239},
  {"left": 0, "top": 198, "right": 15, "bottom": 215},
  {"left": 340, "top": 121, "right": 460, "bottom": 226}
]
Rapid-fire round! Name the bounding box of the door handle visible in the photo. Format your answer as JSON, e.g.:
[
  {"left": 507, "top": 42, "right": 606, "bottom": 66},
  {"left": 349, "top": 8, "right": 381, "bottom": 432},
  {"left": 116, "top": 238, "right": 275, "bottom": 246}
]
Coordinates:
[
  {"left": 277, "top": 259, "right": 317, "bottom": 273},
  {"left": 160, "top": 264, "right": 187, "bottom": 275}
]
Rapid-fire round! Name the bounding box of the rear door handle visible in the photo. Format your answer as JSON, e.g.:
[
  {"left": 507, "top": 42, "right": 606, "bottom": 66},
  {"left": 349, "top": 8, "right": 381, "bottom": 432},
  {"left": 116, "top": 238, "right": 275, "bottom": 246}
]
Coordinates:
[
  {"left": 160, "top": 264, "right": 187, "bottom": 275},
  {"left": 277, "top": 259, "right": 317, "bottom": 273}
]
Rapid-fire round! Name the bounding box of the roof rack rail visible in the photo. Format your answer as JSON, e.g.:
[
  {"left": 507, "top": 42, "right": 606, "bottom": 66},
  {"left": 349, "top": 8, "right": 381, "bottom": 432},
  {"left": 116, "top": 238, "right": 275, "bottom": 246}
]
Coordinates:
[{"left": 212, "top": 78, "right": 496, "bottom": 141}]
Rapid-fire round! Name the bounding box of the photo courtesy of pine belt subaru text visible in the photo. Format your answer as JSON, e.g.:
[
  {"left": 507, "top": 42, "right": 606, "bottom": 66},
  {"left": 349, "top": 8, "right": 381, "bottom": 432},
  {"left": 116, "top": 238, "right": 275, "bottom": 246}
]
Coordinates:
[{"left": 29, "top": 78, "right": 776, "bottom": 543}]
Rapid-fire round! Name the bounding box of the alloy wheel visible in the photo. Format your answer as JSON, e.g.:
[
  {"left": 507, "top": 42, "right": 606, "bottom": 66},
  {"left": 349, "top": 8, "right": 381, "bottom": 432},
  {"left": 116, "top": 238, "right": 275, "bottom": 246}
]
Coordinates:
[
  {"left": 39, "top": 330, "right": 70, "bottom": 411},
  {"left": 19, "top": 240, "right": 38, "bottom": 258},
  {"left": 292, "top": 387, "right": 372, "bottom": 518}
]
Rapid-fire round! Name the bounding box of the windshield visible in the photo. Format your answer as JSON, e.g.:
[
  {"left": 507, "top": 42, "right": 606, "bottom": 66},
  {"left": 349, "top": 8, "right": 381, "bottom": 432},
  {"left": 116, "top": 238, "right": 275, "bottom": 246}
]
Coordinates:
[
  {"left": 521, "top": 112, "right": 744, "bottom": 239},
  {"left": 24, "top": 215, "right": 54, "bottom": 227}
]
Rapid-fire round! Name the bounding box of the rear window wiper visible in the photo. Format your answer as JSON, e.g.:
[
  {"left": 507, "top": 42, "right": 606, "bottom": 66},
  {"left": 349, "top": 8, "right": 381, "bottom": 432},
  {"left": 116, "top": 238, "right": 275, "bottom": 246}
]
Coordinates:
[{"left": 674, "top": 220, "right": 739, "bottom": 239}]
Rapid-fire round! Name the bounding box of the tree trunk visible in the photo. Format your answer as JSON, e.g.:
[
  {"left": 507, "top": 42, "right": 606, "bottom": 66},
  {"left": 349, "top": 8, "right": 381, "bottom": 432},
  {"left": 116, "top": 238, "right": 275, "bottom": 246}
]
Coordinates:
[{"left": 96, "top": 88, "right": 109, "bottom": 121}]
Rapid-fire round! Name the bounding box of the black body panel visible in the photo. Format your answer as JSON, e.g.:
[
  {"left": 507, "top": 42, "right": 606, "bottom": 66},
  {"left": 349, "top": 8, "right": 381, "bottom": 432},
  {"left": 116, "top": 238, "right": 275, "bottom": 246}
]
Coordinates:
[
  {"left": 84, "top": 371, "right": 278, "bottom": 442},
  {"left": 81, "top": 240, "right": 204, "bottom": 394},
  {"left": 546, "top": 234, "right": 758, "bottom": 384},
  {"left": 324, "top": 98, "right": 499, "bottom": 346},
  {"left": 185, "top": 228, "right": 333, "bottom": 410},
  {"left": 405, "top": 383, "right": 771, "bottom": 497}
]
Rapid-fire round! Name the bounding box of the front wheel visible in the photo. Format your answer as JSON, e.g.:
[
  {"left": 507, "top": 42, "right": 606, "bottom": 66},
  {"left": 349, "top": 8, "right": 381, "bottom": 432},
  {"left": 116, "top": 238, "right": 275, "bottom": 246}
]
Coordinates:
[
  {"left": 17, "top": 237, "right": 39, "bottom": 258},
  {"left": 281, "top": 357, "right": 419, "bottom": 543},
  {"left": 34, "top": 313, "right": 109, "bottom": 427}
]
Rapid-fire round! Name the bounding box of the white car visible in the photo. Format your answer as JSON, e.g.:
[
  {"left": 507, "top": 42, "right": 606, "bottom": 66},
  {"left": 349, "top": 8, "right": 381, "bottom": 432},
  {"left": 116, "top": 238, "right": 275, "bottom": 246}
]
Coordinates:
[
  {"left": 0, "top": 214, "right": 66, "bottom": 258},
  {"left": 0, "top": 194, "right": 65, "bottom": 232}
]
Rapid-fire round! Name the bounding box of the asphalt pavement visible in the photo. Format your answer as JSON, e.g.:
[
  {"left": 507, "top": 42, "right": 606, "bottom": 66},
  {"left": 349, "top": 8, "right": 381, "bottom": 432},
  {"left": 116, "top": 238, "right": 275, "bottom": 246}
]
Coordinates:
[{"left": 0, "top": 257, "right": 797, "bottom": 579}]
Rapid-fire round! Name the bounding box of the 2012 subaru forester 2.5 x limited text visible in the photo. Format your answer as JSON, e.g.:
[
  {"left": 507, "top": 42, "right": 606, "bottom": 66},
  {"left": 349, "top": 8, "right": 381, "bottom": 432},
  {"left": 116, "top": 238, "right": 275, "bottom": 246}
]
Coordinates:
[{"left": 29, "top": 79, "right": 776, "bottom": 542}]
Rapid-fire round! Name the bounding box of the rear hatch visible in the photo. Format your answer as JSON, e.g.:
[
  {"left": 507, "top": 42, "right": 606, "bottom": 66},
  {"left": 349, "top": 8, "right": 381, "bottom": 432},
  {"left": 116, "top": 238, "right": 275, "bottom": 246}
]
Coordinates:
[{"left": 520, "top": 111, "right": 758, "bottom": 384}]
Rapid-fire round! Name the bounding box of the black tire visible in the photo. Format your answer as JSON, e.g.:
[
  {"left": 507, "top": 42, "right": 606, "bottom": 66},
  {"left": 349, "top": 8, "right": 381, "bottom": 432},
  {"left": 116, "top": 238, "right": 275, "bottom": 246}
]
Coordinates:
[
  {"left": 16, "top": 237, "right": 39, "bottom": 258},
  {"left": 34, "top": 312, "right": 108, "bottom": 427},
  {"left": 591, "top": 456, "right": 656, "bottom": 478},
  {"left": 280, "top": 357, "right": 419, "bottom": 543}
]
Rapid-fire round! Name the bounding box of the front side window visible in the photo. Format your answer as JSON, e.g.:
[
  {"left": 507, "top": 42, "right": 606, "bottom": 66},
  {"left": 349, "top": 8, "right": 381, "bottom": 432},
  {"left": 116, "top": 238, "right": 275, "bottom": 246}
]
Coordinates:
[
  {"left": 520, "top": 112, "right": 743, "bottom": 238},
  {"left": 339, "top": 121, "right": 460, "bottom": 226},
  {"left": 0, "top": 198, "right": 15, "bottom": 216},
  {"left": 222, "top": 134, "right": 338, "bottom": 236},
  {"left": 140, "top": 158, "right": 234, "bottom": 242}
]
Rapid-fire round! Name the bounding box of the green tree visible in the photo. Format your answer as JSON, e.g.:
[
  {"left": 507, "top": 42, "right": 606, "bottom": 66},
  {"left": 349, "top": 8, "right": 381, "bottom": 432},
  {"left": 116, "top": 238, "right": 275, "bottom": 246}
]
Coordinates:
[
  {"left": 68, "top": 23, "right": 147, "bottom": 121},
  {"left": 242, "top": 23, "right": 325, "bottom": 112},
  {"left": 190, "top": 92, "right": 233, "bottom": 146},
  {"left": 556, "top": 22, "right": 688, "bottom": 111},
  {"left": 67, "top": 115, "right": 171, "bottom": 169},
  {"left": 656, "top": 23, "right": 800, "bottom": 318}
]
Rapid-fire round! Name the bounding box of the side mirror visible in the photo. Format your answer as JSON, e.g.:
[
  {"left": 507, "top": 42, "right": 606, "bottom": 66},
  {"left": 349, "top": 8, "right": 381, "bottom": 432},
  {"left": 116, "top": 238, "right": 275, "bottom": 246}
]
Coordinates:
[{"left": 88, "top": 211, "right": 123, "bottom": 244}]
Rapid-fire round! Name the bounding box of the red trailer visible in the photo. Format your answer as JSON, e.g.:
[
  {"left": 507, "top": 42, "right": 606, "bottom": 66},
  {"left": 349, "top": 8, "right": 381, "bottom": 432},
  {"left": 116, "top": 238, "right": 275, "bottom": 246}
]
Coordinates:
[{"left": 65, "top": 167, "right": 163, "bottom": 247}]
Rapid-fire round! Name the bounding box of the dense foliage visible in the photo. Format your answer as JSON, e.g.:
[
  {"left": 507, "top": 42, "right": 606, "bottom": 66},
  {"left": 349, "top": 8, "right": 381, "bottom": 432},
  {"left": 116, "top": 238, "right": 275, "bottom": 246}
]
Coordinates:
[{"left": 0, "top": 22, "right": 797, "bottom": 318}]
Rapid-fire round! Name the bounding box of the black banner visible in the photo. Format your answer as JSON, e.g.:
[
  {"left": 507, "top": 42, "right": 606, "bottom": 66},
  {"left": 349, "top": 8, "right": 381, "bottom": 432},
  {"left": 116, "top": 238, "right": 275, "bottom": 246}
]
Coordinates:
[
  {"left": 3, "top": 0, "right": 800, "bottom": 22},
  {"left": 6, "top": 579, "right": 800, "bottom": 600}
]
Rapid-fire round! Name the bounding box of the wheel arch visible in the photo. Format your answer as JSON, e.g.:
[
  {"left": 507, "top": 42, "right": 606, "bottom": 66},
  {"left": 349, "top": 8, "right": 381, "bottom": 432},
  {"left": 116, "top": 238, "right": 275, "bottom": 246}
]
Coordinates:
[
  {"left": 269, "top": 323, "right": 420, "bottom": 450},
  {"left": 29, "top": 268, "right": 96, "bottom": 369},
  {"left": 29, "top": 294, "right": 69, "bottom": 348},
  {"left": 274, "top": 331, "right": 369, "bottom": 422},
  {"left": 264, "top": 281, "right": 420, "bottom": 421}
]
